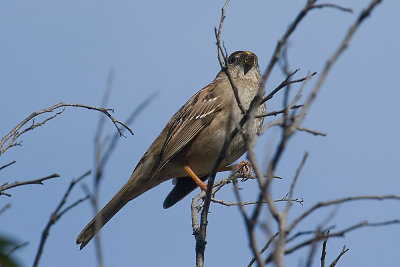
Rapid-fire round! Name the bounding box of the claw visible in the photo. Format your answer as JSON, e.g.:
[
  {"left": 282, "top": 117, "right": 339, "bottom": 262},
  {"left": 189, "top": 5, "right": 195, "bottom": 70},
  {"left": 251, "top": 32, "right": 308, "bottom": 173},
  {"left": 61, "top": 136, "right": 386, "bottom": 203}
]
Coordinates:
[{"left": 237, "top": 160, "right": 252, "bottom": 177}]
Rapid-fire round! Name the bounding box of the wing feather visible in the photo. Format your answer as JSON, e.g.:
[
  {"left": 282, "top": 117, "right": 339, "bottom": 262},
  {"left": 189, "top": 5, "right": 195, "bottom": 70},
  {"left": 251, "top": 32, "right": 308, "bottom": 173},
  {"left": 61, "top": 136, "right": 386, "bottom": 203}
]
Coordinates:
[{"left": 154, "top": 81, "right": 223, "bottom": 174}]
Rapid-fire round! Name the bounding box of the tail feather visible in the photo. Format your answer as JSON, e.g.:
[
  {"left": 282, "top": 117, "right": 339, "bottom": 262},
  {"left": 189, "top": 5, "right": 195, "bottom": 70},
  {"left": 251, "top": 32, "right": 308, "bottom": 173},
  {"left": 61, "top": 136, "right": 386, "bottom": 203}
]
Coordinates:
[
  {"left": 76, "top": 184, "right": 132, "bottom": 249},
  {"left": 163, "top": 175, "right": 208, "bottom": 209},
  {"left": 77, "top": 151, "right": 163, "bottom": 249}
]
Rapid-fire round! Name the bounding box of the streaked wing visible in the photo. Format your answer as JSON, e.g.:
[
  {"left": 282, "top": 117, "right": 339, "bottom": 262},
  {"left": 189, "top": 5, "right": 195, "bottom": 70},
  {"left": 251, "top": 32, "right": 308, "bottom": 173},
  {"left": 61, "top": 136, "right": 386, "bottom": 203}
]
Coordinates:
[{"left": 154, "top": 81, "right": 223, "bottom": 174}]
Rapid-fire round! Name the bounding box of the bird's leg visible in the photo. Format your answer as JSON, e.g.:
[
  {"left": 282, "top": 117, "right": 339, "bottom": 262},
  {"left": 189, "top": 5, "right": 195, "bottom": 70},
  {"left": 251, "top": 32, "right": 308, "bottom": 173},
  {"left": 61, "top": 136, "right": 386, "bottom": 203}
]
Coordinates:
[
  {"left": 184, "top": 165, "right": 208, "bottom": 191},
  {"left": 183, "top": 160, "right": 253, "bottom": 192},
  {"left": 218, "top": 160, "right": 253, "bottom": 177}
]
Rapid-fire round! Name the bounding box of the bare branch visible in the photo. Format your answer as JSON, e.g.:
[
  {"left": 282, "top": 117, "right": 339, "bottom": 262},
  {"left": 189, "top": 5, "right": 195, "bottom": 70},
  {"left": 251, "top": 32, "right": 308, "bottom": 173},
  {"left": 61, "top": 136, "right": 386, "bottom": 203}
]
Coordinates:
[
  {"left": 0, "top": 173, "right": 60, "bottom": 197},
  {"left": 214, "top": 0, "right": 230, "bottom": 68},
  {"left": 232, "top": 177, "right": 263, "bottom": 267},
  {"left": 0, "top": 203, "right": 11, "bottom": 216},
  {"left": 194, "top": 1, "right": 384, "bottom": 266},
  {"left": 297, "top": 126, "right": 327, "bottom": 136},
  {"left": 305, "top": 230, "right": 323, "bottom": 267},
  {"left": 257, "top": 105, "right": 303, "bottom": 118},
  {"left": 0, "top": 160, "right": 16, "bottom": 171},
  {"left": 211, "top": 197, "right": 303, "bottom": 207},
  {"left": 261, "top": 1, "right": 317, "bottom": 87},
  {"left": 320, "top": 231, "right": 329, "bottom": 267},
  {"left": 287, "top": 226, "right": 336, "bottom": 244},
  {"left": 284, "top": 152, "right": 308, "bottom": 217},
  {"left": 329, "top": 246, "right": 349, "bottom": 267},
  {"left": 91, "top": 69, "right": 116, "bottom": 267},
  {"left": 311, "top": 4, "right": 353, "bottom": 13},
  {"left": 91, "top": 70, "right": 156, "bottom": 267},
  {"left": 289, "top": 0, "right": 384, "bottom": 137},
  {"left": 56, "top": 195, "right": 90, "bottom": 221},
  {"left": 214, "top": 0, "right": 246, "bottom": 115},
  {"left": 7, "top": 241, "right": 29, "bottom": 256},
  {"left": 289, "top": 195, "right": 400, "bottom": 233},
  {"left": 0, "top": 102, "right": 134, "bottom": 156},
  {"left": 266, "top": 219, "right": 400, "bottom": 264},
  {"left": 32, "top": 171, "right": 90, "bottom": 267},
  {"left": 287, "top": 220, "right": 400, "bottom": 257},
  {"left": 248, "top": 233, "right": 279, "bottom": 267},
  {"left": 262, "top": 70, "right": 316, "bottom": 104},
  {"left": 100, "top": 92, "right": 158, "bottom": 169}
]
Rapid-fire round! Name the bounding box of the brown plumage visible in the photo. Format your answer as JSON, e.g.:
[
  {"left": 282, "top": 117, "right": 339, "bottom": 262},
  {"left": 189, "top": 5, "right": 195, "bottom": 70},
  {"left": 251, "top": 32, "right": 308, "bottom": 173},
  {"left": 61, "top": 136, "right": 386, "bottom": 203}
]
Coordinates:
[{"left": 76, "top": 51, "right": 266, "bottom": 249}]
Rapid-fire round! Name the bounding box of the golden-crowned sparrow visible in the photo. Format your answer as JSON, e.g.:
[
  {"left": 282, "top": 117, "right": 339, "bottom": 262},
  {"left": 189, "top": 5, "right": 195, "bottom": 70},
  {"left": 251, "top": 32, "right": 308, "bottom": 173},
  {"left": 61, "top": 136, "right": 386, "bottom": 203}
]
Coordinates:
[{"left": 76, "top": 51, "right": 266, "bottom": 249}]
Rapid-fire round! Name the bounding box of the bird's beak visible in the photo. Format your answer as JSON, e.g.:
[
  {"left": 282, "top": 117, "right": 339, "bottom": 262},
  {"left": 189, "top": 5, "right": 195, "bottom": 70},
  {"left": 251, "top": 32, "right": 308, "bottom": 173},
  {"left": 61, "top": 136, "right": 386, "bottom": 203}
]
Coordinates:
[{"left": 243, "top": 53, "right": 256, "bottom": 75}]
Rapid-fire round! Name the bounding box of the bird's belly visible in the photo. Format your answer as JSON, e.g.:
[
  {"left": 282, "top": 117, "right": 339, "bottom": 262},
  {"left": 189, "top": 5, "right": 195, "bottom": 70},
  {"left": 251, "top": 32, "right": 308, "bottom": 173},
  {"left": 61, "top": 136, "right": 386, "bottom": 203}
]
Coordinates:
[{"left": 184, "top": 126, "right": 245, "bottom": 176}]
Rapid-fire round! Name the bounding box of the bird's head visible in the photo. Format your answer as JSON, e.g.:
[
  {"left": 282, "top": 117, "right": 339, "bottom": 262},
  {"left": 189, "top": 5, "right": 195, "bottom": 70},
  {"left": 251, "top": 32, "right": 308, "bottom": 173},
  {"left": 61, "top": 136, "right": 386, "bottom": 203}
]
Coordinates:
[{"left": 227, "top": 51, "right": 258, "bottom": 75}]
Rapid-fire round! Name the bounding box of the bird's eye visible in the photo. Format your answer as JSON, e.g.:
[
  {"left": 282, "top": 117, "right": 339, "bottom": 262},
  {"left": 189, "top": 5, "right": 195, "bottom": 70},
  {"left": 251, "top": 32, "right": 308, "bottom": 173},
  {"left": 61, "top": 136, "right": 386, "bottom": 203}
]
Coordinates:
[{"left": 228, "top": 56, "right": 237, "bottom": 65}]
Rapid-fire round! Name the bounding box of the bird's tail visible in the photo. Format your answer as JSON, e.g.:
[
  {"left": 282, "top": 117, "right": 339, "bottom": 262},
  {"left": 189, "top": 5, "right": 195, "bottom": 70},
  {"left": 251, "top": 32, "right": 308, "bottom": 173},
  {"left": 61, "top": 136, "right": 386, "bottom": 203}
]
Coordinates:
[
  {"left": 76, "top": 167, "right": 157, "bottom": 249},
  {"left": 76, "top": 183, "right": 132, "bottom": 249}
]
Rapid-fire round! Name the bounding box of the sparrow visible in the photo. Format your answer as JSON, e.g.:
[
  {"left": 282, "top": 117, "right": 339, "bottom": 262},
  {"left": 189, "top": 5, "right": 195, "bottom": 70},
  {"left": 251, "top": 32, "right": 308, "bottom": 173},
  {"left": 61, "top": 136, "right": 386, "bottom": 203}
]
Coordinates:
[{"left": 77, "top": 51, "right": 266, "bottom": 249}]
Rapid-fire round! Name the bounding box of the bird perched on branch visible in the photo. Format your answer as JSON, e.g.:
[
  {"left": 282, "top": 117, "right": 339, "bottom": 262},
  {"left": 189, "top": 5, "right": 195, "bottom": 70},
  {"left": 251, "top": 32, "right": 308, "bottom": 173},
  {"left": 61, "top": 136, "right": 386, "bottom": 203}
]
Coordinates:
[{"left": 76, "top": 51, "right": 266, "bottom": 249}]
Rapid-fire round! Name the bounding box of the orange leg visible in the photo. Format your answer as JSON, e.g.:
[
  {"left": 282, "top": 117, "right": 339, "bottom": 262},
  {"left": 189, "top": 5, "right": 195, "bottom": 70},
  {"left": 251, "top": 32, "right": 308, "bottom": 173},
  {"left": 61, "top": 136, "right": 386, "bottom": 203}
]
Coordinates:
[{"left": 184, "top": 165, "right": 208, "bottom": 191}]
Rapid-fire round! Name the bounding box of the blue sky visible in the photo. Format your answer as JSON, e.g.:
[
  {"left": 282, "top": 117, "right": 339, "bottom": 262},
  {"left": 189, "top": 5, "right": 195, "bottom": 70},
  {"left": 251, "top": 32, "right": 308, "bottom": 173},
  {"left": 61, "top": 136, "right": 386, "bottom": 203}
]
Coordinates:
[{"left": 1, "top": 1, "right": 399, "bottom": 266}]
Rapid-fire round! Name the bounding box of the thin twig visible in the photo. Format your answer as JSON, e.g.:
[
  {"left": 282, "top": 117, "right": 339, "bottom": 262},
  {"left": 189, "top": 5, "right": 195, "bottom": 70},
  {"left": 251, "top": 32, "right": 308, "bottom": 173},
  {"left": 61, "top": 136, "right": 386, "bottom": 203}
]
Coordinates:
[
  {"left": 288, "top": 195, "right": 400, "bottom": 233},
  {"left": 287, "top": 226, "right": 335, "bottom": 244},
  {"left": 283, "top": 152, "right": 308, "bottom": 216},
  {"left": 320, "top": 231, "right": 330, "bottom": 267},
  {"left": 0, "top": 173, "right": 60, "bottom": 197},
  {"left": 211, "top": 197, "right": 303, "bottom": 207},
  {"left": 0, "top": 102, "right": 134, "bottom": 156},
  {"left": 91, "top": 69, "right": 115, "bottom": 267},
  {"left": 214, "top": 0, "right": 246, "bottom": 115},
  {"left": 305, "top": 230, "right": 324, "bottom": 267},
  {"left": 214, "top": 0, "right": 230, "bottom": 68},
  {"left": 32, "top": 171, "right": 90, "bottom": 267},
  {"left": 329, "top": 246, "right": 349, "bottom": 267},
  {"left": 232, "top": 177, "right": 263, "bottom": 267},
  {"left": 0, "top": 203, "right": 11, "bottom": 216},
  {"left": 266, "top": 219, "right": 400, "bottom": 263},
  {"left": 91, "top": 83, "right": 156, "bottom": 267},
  {"left": 262, "top": 70, "right": 317, "bottom": 104},
  {"left": 312, "top": 4, "right": 353, "bottom": 13},
  {"left": 0, "top": 160, "right": 16, "bottom": 171},
  {"left": 297, "top": 126, "right": 327, "bottom": 136},
  {"left": 288, "top": 0, "right": 384, "bottom": 137},
  {"left": 261, "top": 1, "right": 383, "bottom": 264},
  {"left": 248, "top": 233, "right": 279, "bottom": 267},
  {"left": 100, "top": 92, "right": 157, "bottom": 168},
  {"left": 7, "top": 241, "right": 29, "bottom": 256},
  {"left": 288, "top": 220, "right": 399, "bottom": 255},
  {"left": 257, "top": 105, "right": 303, "bottom": 118}
]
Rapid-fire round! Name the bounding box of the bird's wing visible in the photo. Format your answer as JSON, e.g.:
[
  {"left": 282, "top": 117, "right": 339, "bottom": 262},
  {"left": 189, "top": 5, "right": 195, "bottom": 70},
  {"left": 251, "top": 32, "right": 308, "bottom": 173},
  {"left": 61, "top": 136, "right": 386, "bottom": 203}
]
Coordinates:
[{"left": 153, "top": 80, "right": 223, "bottom": 175}]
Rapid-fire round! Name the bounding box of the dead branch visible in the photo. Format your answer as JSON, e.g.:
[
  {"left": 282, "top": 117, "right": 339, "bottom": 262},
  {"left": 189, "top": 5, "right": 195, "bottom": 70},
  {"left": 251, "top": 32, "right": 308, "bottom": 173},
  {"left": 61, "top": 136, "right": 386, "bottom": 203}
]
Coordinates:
[
  {"left": 0, "top": 203, "right": 11, "bottom": 216},
  {"left": 257, "top": 105, "right": 303, "bottom": 118},
  {"left": 320, "top": 231, "right": 329, "bottom": 267},
  {"left": 7, "top": 241, "right": 29, "bottom": 256},
  {"left": 0, "top": 102, "right": 134, "bottom": 156},
  {"left": 90, "top": 69, "right": 156, "bottom": 267},
  {"left": 329, "top": 246, "right": 349, "bottom": 267},
  {"left": 266, "top": 219, "right": 399, "bottom": 264},
  {"left": 0, "top": 173, "right": 60, "bottom": 197},
  {"left": 247, "top": 233, "right": 279, "bottom": 267},
  {"left": 0, "top": 160, "right": 16, "bottom": 171},
  {"left": 288, "top": 195, "right": 400, "bottom": 233},
  {"left": 32, "top": 170, "right": 90, "bottom": 267},
  {"left": 297, "top": 126, "right": 327, "bottom": 136}
]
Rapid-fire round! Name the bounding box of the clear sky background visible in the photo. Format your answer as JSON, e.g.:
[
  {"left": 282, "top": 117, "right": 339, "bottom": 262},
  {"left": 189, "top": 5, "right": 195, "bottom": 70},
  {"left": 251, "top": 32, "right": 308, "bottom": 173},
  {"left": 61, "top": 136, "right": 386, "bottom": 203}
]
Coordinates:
[{"left": 1, "top": 1, "right": 399, "bottom": 266}]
